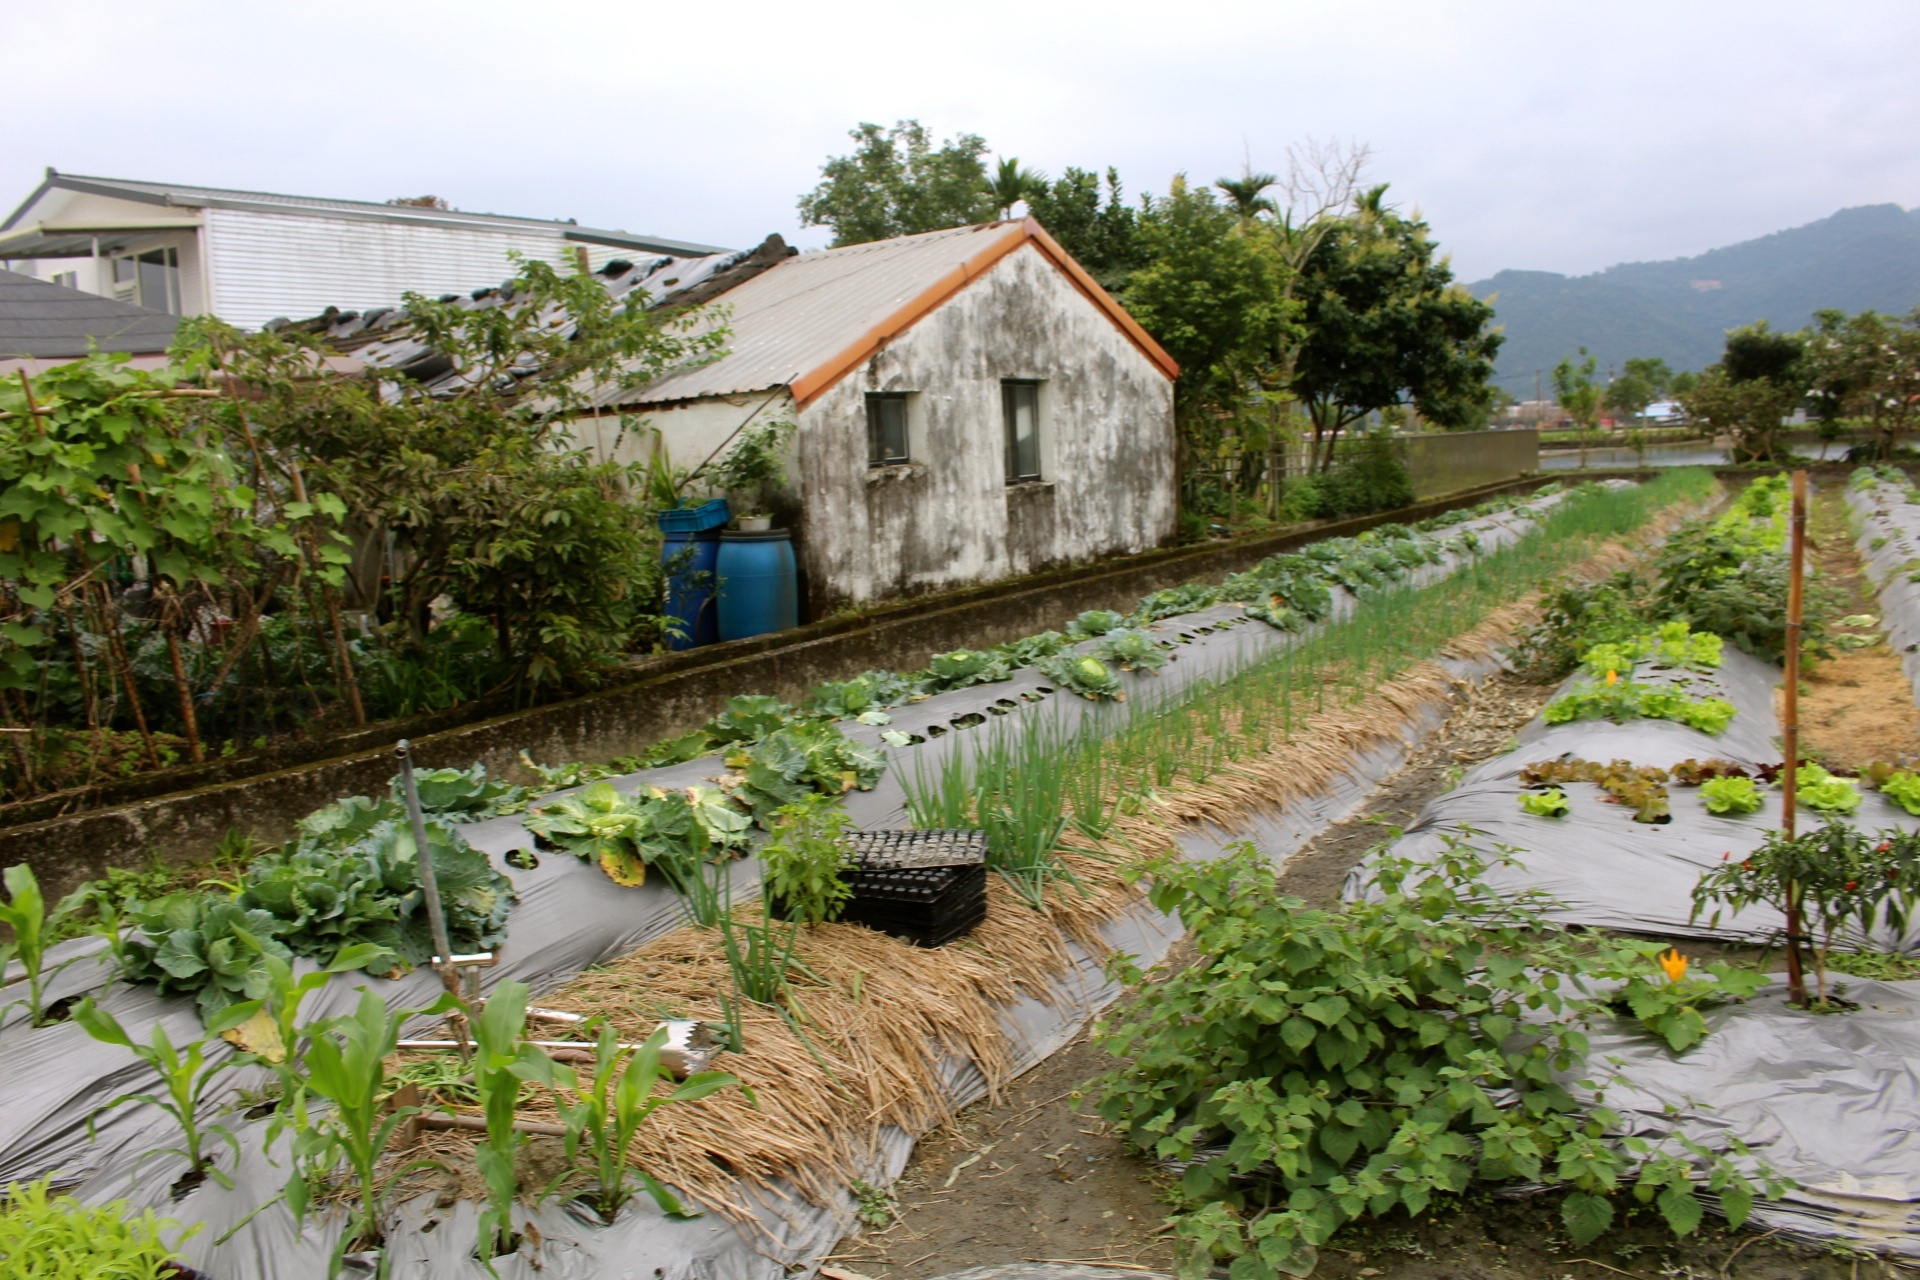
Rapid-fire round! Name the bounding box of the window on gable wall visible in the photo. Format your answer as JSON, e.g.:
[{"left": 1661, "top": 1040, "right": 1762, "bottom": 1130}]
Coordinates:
[
  {"left": 866, "top": 392, "right": 911, "bottom": 466},
  {"left": 1003, "top": 380, "right": 1042, "bottom": 482}
]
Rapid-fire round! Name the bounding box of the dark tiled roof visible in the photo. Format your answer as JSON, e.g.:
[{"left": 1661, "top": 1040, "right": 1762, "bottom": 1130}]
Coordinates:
[{"left": 0, "top": 270, "right": 178, "bottom": 358}]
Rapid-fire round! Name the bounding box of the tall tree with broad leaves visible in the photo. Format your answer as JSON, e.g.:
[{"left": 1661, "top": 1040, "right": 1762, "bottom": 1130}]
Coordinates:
[
  {"left": 1022, "top": 166, "right": 1143, "bottom": 290},
  {"left": 797, "top": 121, "right": 997, "bottom": 246},
  {"left": 1289, "top": 186, "right": 1503, "bottom": 471},
  {"left": 1681, "top": 321, "right": 1807, "bottom": 463},
  {"left": 1804, "top": 308, "right": 1920, "bottom": 460}
]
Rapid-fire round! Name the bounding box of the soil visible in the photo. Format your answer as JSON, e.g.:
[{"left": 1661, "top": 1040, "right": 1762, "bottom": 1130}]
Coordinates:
[
  {"left": 1795, "top": 483, "right": 1920, "bottom": 770},
  {"left": 826, "top": 668, "right": 1886, "bottom": 1280}
]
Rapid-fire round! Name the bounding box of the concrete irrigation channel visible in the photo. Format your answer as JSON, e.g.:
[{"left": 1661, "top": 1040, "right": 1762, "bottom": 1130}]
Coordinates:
[{"left": 1, "top": 478, "right": 1728, "bottom": 1280}]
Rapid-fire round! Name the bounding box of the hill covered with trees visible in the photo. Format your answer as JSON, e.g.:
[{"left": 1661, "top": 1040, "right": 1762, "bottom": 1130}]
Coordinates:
[{"left": 1470, "top": 203, "right": 1920, "bottom": 398}]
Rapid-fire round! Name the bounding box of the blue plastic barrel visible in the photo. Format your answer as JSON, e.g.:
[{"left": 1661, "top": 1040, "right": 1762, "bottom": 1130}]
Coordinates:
[
  {"left": 717, "top": 529, "right": 799, "bottom": 641},
  {"left": 658, "top": 500, "right": 728, "bottom": 649}
]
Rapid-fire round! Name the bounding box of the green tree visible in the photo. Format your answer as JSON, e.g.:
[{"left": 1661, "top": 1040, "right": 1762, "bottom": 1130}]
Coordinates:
[
  {"left": 1290, "top": 187, "right": 1502, "bottom": 471},
  {"left": 1682, "top": 322, "right": 1806, "bottom": 463},
  {"left": 988, "top": 156, "right": 1046, "bottom": 220},
  {"left": 1553, "top": 350, "right": 1603, "bottom": 430},
  {"left": 797, "top": 121, "right": 997, "bottom": 246},
  {"left": 1603, "top": 356, "right": 1673, "bottom": 422},
  {"left": 1215, "top": 169, "right": 1279, "bottom": 222},
  {"left": 1805, "top": 308, "right": 1920, "bottom": 459},
  {"left": 182, "top": 254, "right": 726, "bottom": 698},
  {"left": 1022, "top": 166, "right": 1143, "bottom": 288}
]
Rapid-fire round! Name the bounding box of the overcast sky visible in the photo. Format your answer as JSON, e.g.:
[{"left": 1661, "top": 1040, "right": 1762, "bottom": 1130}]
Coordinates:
[{"left": 8, "top": 0, "right": 1917, "bottom": 283}]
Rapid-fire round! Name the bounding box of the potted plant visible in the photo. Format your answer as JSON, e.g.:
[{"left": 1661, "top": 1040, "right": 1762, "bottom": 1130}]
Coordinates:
[{"left": 709, "top": 418, "right": 794, "bottom": 530}]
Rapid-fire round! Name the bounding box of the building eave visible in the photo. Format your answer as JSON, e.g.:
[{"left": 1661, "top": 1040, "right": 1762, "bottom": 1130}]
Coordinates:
[{"left": 786, "top": 219, "right": 1178, "bottom": 409}]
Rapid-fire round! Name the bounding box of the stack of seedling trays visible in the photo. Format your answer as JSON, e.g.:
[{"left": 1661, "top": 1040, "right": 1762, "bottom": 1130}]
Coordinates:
[{"left": 839, "top": 828, "right": 989, "bottom": 947}]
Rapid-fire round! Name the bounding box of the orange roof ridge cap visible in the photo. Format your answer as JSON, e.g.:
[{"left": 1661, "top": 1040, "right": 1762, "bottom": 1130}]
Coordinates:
[{"left": 788, "top": 220, "right": 1177, "bottom": 409}]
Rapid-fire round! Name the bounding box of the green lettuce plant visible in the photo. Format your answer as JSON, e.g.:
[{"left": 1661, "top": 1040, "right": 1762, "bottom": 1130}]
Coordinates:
[
  {"left": 1699, "top": 775, "right": 1763, "bottom": 816},
  {"left": 1796, "top": 765, "right": 1863, "bottom": 815},
  {"left": 1543, "top": 680, "right": 1736, "bottom": 736},
  {"left": 1517, "top": 787, "right": 1570, "bottom": 817},
  {"left": 554, "top": 1021, "right": 739, "bottom": 1221},
  {"left": 1880, "top": 769, "right": 1920, "bottom": 816}
]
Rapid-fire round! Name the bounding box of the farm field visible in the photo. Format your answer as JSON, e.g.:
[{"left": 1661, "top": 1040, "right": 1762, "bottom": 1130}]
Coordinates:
[{"left": 11, "top": 470, "right": 1920, "bottom": 1280}]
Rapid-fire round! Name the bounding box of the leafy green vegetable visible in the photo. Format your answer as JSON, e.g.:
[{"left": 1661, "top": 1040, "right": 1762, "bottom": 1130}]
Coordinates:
[
  {"left": 1064, "top": 610, "right": 1128, "bottom": 640},
  {"left": 1518, "top": 787, "right": 1570, "bottom": 817},
  {"left": 1094, "top": 627, "right": 1170, "bottom": 673},
  {"left": 120, "top": 894, "right": 295, "bottom": 1021},
  {"left": 993, "top": 630, "right": 1072, "bottom": 667},
  {"left": 805, "top": 670, "right": 917, "bottom": 718},
  {"left": 1880, "top": 769, "right": 1920, "bottom": 816},
  {"left": 760, "top": 794, "right": 854, "bottom": 925},
  {"left": 1600, "top": 945, "right": 1770, "bottom": 1053},
  {"left": 1699, "top": 775, "right": 1763, "bottom": 816},
  {"left": 701, "top": 694, "right": 797, "bottom": 745},
  {"left": 1098, "top": 842, "right": 1782, "bottom": 1277},
  {"left": 389, "top": 763, "right": 525, "bottom": 820},
  {"left": 1133, "top": 583, "right": 1221, "bottom": 622},
  {"left": 1039, "top": 653, "right": 1124, "bottom": 701},
  {"left": 1543, "top": 680, "right": 1736, "bottom": 735},
  {"left": 524, "top": 782, "right": 749, "bottom": 892},
  {"left": 920, "top": 648, "right": 1014, "bottom": 692},
  {"left": 0, "top": 1177, "right": 189, "bottom": 1279},
  {"left": 1796, "top": 764, "right": 1863, "bottom": 814}
]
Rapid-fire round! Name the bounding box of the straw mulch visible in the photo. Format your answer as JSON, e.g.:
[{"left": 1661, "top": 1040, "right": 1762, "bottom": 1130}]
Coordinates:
[{"left": 396, "top": 495, "right": 1709, "bottom": 1226}]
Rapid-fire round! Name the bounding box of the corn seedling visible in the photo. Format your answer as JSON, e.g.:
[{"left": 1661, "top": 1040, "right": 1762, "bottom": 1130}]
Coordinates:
[
  {"left": 553, "top": 1020, "right": 739, "bottom": 1221},
  {"left": 0, "top": 864, "right": 87, "bottom": 1029},
  {"left": 73, "top": 997, "right": 260, "bottom": 1189},
  {"left": 469, "top": 980, "right": 567, "bottom": 1267},
  {"left": 281, "top": 987, "right": 460, "bottom": 1258}
]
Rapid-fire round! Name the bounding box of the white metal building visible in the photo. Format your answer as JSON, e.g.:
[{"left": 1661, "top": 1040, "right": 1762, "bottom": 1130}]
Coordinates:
[{"left": 0, "top": 170, "right": 724, "bottom": 331}]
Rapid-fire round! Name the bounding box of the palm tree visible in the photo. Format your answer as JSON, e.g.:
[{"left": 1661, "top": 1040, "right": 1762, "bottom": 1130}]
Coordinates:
[
  {"left": 990, "top": 157, "right": 1047, "bottom": 220},
  {"left": 1215, "top": 170, "right": 1279, "bottom": 222}
]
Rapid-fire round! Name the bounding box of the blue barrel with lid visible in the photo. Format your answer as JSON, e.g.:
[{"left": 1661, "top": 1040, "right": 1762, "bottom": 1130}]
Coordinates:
[
  {"left": 717, "top": 529, "right": 799, "bottom": 641},
  {"left": 657, "top": 500, "right": 729, "bottom": 649}
]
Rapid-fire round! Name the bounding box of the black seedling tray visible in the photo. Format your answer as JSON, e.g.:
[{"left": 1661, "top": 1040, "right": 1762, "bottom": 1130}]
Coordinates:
[{"left": 841, "top": 862, "right": 988, "bottom": 948}]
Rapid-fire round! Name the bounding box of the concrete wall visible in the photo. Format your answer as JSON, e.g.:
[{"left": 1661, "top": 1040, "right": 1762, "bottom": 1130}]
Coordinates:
[
  {"left": 788, "top": 242, "right": 1177, "bottom": 611},
  {"left": 1402, "top": 429, "right": 1540, "bottom": 498}
]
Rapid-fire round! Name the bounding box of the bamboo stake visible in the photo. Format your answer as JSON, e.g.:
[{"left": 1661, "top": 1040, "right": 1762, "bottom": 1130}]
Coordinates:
[
  {"left": 1781, "top": 469, "right": 1808, "bottom": 1007},
  {"left": 97, "top": 582, "right": 160, "bottom": 767}
]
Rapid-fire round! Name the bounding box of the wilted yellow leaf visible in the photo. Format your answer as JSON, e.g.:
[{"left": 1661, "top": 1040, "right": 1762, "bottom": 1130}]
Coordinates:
[
  {"left": 220, "top": 1007, "right": 286, "bottom": 1063},
  {"left": 599, "top": 848, "right": 648, "bottom": 887}
]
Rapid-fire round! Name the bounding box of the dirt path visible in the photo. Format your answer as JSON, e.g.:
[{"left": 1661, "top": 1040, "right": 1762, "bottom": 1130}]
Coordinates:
[
  {"left": 827, "top": 662, "right": 1878, "bottom": 1280},
  {"left": 1797, "top": 480, "right": 1920, "bottom": 770}
]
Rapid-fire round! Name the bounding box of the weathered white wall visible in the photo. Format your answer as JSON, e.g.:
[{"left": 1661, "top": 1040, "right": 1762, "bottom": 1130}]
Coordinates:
[
  {"left": 789, "top": 241, "right": 1176, "bottom": 609},
  {"left": 564, "top": 391, "right": 791, "bottom": 478},
  {"left": 201, "top": 208, "right": 576, "bottom": 329}
]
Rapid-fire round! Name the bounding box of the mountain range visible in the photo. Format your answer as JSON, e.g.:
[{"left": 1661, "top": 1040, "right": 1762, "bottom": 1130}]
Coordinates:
[{"left": 1467, "top": 204, "right": 1920, "bottom": 399}]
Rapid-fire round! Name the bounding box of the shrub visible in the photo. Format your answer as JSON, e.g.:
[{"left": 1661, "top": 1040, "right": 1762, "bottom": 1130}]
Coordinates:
[
  {"left": 1099, "top": 843, "right": 1776, "bottom": 1277},
  {"left": 760, "top": 794, "right": 855, "bottom": 924}
]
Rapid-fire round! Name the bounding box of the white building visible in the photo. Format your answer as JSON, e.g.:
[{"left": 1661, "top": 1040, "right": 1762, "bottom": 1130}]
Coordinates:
[
  {"left": 593, "top": 220, "right": 1181, "bottom": 612},
  {"left": 0, "top": 170, "right": 723, "bottom": 331}
]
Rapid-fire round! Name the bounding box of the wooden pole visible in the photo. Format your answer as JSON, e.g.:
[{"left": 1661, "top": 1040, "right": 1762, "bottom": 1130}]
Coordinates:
[{"left": 1782, "top": 469, "right": 1808, "bottom": 1006}]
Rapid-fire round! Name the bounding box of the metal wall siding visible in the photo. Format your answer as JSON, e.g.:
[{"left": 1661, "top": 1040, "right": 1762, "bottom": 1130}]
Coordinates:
[{"left": 203, "top": 209, "right": 572, "bottom": 329}]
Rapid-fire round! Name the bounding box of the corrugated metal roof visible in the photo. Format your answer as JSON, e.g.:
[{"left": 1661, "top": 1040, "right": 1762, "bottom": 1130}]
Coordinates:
[
  {"left": 612, "top": 223, "right": 1027, "bottom": 407},
  {"left": 0, "top": 269, "right": 178, "bottom": 358},
  {"left": 0, "top": 170, "right": 727, "bottom": 259}
]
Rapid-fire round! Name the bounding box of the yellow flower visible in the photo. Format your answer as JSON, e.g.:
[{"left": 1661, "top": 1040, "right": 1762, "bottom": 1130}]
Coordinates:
[
  {"left": 1605, "top": 669, "right": 1619, "bottom": 686},
  {"left": 1659, "top": 948, "right": 1688, "bottom": 983}
]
